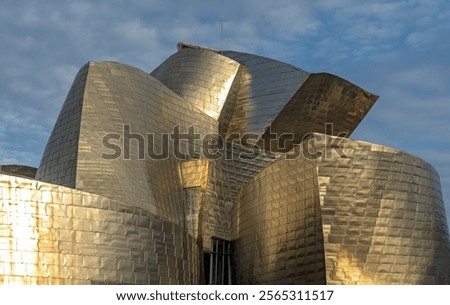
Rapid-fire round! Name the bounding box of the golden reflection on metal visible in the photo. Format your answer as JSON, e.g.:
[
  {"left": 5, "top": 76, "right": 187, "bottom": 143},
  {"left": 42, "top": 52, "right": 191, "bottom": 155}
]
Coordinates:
[
  {"left": 5, "top": 192, "right": 35, "bottom": 283},
  {"left": 214, "top": 72, "right": 237, "bottom": 119},
  {"left": 1, "top": 42, "right": 449, "bottom": 284},
  {"left": 232, "top": 134, "right": 450, "bottom": 284}
]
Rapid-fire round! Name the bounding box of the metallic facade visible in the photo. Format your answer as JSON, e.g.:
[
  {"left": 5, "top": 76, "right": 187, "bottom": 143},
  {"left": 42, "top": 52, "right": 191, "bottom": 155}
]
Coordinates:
[
  {"left": 232, "top": 134, "right": 450, "bottom": 284},
  {"left": 0, "top": 174, "right": 198, "bottom": 284},
  {"left": 1, "top": 42, "right": 449, "bottom": 284}
]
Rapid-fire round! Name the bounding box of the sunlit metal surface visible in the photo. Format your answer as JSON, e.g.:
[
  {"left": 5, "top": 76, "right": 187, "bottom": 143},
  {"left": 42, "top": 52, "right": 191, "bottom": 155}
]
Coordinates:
[
  {"left": 314, "top": 135, "right": 450, "bottom": 284},
  {"left": 261, "top": 73, "right": 378, "bottom": 151},
  {"left": 232, "top": 134, "right": 450, "bottom": 284},
  {"left": 151, "top": 48, "right": 240, "bottom": 121},
  {"left": 1, "top": 42, "right": 449, "bottom": 284},
  {"left": 0, "top": 174, "right": 198, "bottom": 284},
  {"left": 37, "top": 61, "right": 216, "bottom": 222},
  {"left": 220, "top": 51, "right": 311, "bottom": 137}
]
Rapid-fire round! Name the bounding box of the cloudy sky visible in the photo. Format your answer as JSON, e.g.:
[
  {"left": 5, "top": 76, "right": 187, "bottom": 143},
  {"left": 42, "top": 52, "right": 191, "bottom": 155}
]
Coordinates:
[{"left": 1, "top": 0, "right": 449, "bottom": 225}]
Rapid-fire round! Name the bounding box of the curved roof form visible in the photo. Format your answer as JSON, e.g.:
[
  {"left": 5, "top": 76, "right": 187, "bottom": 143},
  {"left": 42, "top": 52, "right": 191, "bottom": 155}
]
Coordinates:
[
  {"left": 36, "top": 61, "right": 216, "bottom": 223},
  {"left": 220, "top": 50, "right": 311, "bottom": 136},
  {"left": 151, "top": 44, "right": 377, "bottom": 151},
  {"left": 261, "top": 73, "right": 378, "bottom": 151},
  {"left": 151, "top": 48, "right": 240, "bottom": 121}
]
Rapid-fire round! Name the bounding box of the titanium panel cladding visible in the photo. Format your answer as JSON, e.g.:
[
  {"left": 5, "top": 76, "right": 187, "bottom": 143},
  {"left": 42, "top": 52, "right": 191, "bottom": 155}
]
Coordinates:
[
  {"left": 0, "top": 174, "right": 199, "bottom": 284},
  {"left": 311, "top": 134, "right": 450, "bottom": 284},
  {"left": 1, "top": 42, "right": 449, "bottom": 285}
]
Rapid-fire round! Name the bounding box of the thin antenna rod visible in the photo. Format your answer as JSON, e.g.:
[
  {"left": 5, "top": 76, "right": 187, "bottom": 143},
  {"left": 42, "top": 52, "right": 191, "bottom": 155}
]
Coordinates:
[{"left": 220, "top": 16, "right": 223, "bottom": 52}]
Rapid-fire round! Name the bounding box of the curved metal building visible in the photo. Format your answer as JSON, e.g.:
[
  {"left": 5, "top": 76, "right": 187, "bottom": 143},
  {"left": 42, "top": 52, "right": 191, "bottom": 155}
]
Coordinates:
[
  {"left": 1, "top": 42, "right": 449, "bottom": 284},
  {"left": 232, "top": 134, "right": 450, "bottom": 284}
]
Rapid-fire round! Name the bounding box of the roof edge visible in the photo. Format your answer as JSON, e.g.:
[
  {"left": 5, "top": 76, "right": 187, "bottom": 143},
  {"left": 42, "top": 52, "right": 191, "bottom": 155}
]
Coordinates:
[{"left": 177, "top": 41, "right": 219, "bottom": 53}]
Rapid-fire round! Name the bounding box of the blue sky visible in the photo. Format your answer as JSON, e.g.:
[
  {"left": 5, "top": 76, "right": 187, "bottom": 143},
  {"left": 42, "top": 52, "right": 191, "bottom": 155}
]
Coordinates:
[{"left": 1, "top": 0, "right": 449, "bottom": 226}]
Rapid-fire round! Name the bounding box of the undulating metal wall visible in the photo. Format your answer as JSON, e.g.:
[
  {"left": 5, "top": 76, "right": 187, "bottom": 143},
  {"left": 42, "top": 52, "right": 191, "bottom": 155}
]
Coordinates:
[
  {"left": 231, "top": 154, "right": 326, "bottom": 284},
  {"left": 312, "top": 134, "right": 450, "bottom": 284},
  {"left": 0, "top": 174, "right": 199, "bottom": 284},
  {"left": 231, "top": 133, "right": 450, "bottom": 284},
  {"left": 35, "top": 64, "right": 89, "bottom": 187}
]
